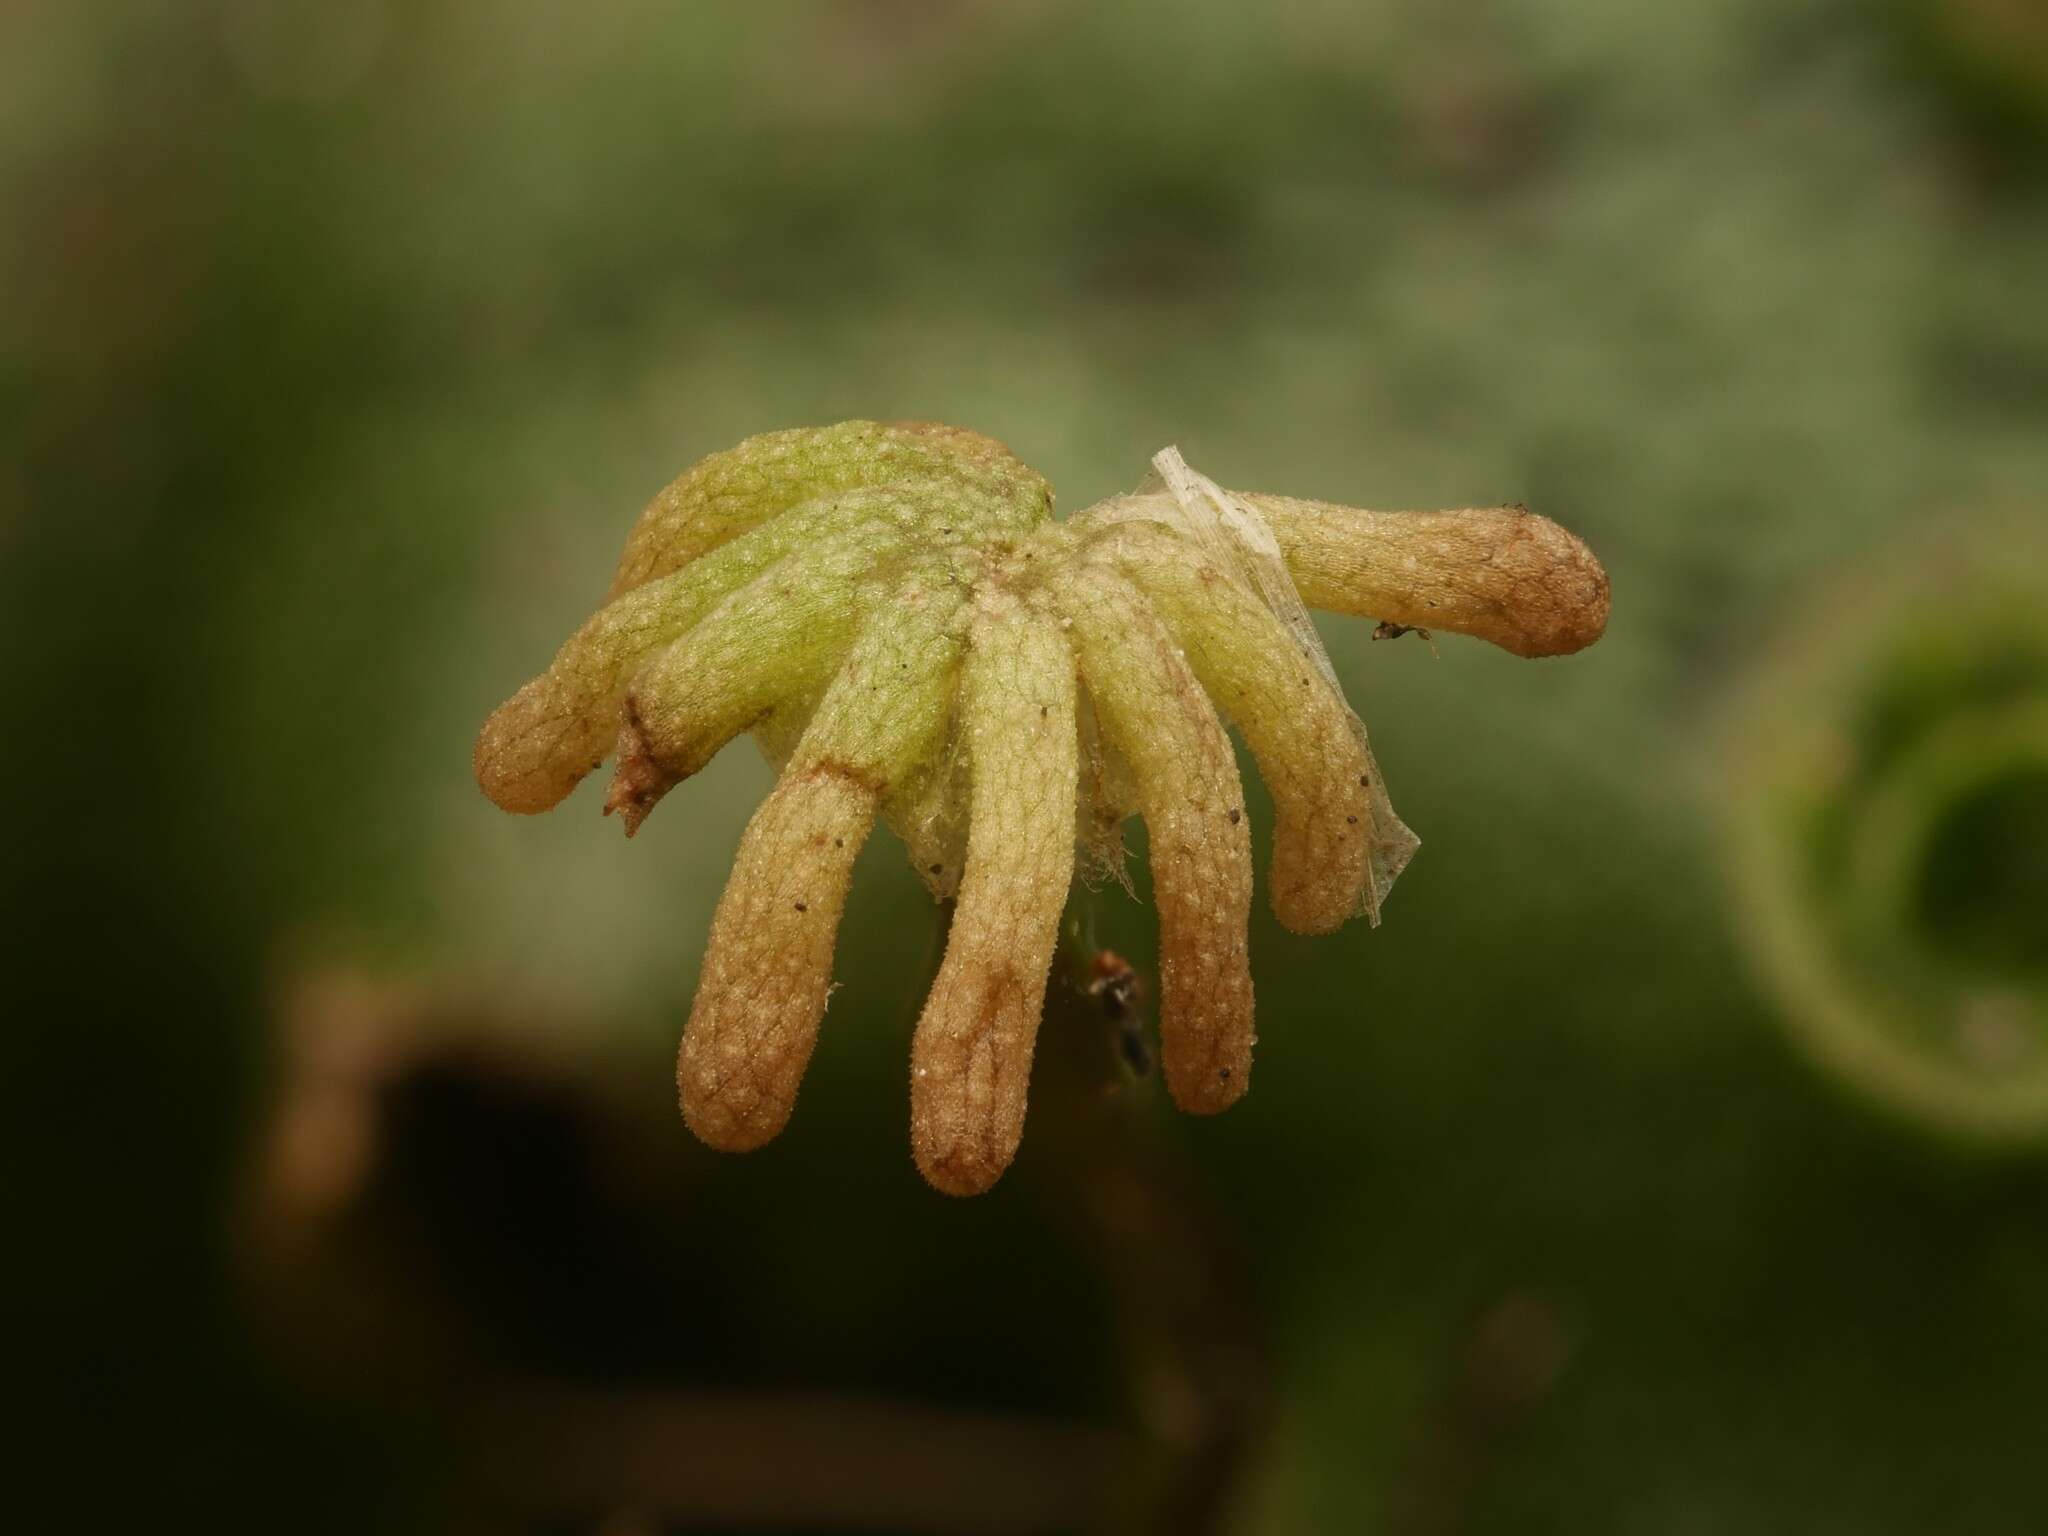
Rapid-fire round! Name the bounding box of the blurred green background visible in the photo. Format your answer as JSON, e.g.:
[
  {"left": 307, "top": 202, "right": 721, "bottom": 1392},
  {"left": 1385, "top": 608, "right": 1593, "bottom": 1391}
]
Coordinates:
[{"left": 8, "top": 1, "right": 2048, "bottom": 1532}]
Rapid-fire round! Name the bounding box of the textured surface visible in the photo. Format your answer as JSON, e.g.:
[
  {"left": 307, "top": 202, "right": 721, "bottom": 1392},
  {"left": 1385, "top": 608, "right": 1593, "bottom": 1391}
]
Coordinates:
[
  {"left": 1056, "top": 563, "right": 1258, "bottom": 1115},
  {"left": 475, "top": 423, "right": 1606, "bottom": 1188},
  {"left": 1247, "top": 496, "right": 1611, "bottom": 660},
  {"left": 680, "top": 564, "right": 970, "bottom": 1150},
  {"left": 909, "top": 597, "right": 1078, "bottom": 1194},
  {"left": 610, "top": 420, "right": 1048, "bottom": 598},
  {"left": 1090, "top": 520, "right": 1376, "bottom": 934}
]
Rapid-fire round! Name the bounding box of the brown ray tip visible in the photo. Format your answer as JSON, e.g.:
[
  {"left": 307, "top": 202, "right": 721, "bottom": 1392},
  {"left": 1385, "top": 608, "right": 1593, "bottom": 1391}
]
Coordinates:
[{"left": 603, "top": 707, "right": 679, "bottom": 837}]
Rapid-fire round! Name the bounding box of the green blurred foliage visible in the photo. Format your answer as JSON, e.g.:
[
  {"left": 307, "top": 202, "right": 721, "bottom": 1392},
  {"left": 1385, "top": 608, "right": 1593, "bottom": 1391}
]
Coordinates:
[{"left": 6, "top": 1, "right": 2046, "bottom": 1532}]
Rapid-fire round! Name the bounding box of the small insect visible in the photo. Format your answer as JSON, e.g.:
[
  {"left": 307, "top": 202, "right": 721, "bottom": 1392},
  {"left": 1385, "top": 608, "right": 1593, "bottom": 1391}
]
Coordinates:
[
  {"left": 1373, "top": 619, "right": 1439, "bottom": 656},
  {"left": 1087, "top": 948, "right": 1154, "bottom": 1077}
]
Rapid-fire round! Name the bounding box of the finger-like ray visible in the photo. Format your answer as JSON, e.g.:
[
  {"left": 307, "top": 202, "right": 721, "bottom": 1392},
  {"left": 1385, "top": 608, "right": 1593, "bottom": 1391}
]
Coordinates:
[
  {"left": 910, "top": 598, "right": 1079, "bottom": 1195},
  {"left": 1240, "top": 494, "right": 1610, "bottom": 658},
  {"left": 673, "top": 768, "right": 877, "bottom": 1153},
  {"left": 1056, "top": 567, "right": 1255, "bottom": 1114},
  {"left": 678, "top": 569, "right": 970, "bottom": 1150},
  {"left": 476, "top": 491, "right": 929, "bottom": 818},
  {"left": 1090, "top": 522, "right": 1373, "bottom": 934}
]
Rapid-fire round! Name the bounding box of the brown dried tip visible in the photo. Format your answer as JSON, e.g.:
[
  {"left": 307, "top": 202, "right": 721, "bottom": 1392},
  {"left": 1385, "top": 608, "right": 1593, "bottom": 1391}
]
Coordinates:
[{"left": 601, "top": 707, "right": 678, "bottom": 838}]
